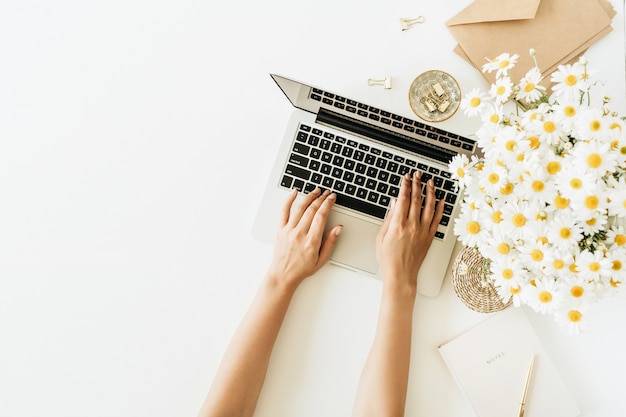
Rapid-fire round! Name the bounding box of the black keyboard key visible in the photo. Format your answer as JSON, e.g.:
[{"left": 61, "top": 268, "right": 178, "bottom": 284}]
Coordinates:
[
  {"left": 462, "top": 143, "right": 473, "bottom": 150},
  {"left": 320, "top": 139, "right": 331, "bottom": 150},
  {"left": 357, "top": 110, "right": 368, "bottom": 117},
  {"left": 341, "top": 147, "right": 354, "bottom": 158},
  {"left": 443, "top": 203, "right": 454, "bottom": 215},
  {"left": 380, "top": 195, "right": 390, "bottom": 207},
  {"left": 389, "top": 186, "right": 399, "bottom": 198},
  {"left": 320, "top": 164, "right": 331, "bottom": 175},
  {"left": 355, "top": 175, "right": 366, "bottom": 186},
  {"left": 365, "top": 178, "right": 377, "bottom": 190},
  {"left": 322, "top": 176, "right": 334, "bottom": 188},
  {"left": 335, "top": 136, "right": 346, "bottom": 143},
  {"left": 445, "top": 193, "right": 458, "bottom": 204},
  {"left": 289, "top": 153, "right": 309, "bottom": 167},
  {"left": 377, "top": 183, "right": 389, "bottom": 194},
  {"left": 367, "top": 191, "right": 380, "bottom": 204},
  {"left": 387, "top": 161, "right": 399, "bottom": 173},
  {"left": 443, "top": 180, "right": 456, "bottom": 191},
  {"left": 366, "top": 167, "right": 378, "bottom": 178},
  {"left": 293, "top": 142, "right": 310, "bottom": 155},
  {"left": 293, "top": 179, "right": 305, "bottom": 191},
  {"left": 354, "top": 150, "right": 365, "bottom": 161},
  {"left": 331, "top": 143, "right": 342, "bottom": 154},
  {"left": 300, "top": 124, "right": 312, "bottom": 132},
  {"left": 334, "top": 180, "right": 346, "bottom": 192},
  {"left": 309, "top": 160, "right": 320, "bottom": 171},
  {"left": 435, "top": 231, "right": 445, "bottom": 239},
  {"left": 440, "top": 215, "right": 450, "bottom": 226},
  {"left": 356, "top": 187, "right": 368, "bottom": 199},
  {"left": 285, "top": 164, "right": 311, "bottom": 181},
  {"left": 377, "top": 171, "right": 389, "bottom": 182},
  {"left": 346, "top": 184, "right": 357, "bottom": 195},
  {"left": 332, "top": 155, "right": 345, "bottom": 167},
  {"left": 355, "top": 163, "right": 366, "bottom": 174},
  {"left": 344, "top": 160, "right": 355, "bottom": 171},
  {"left": 334, "top": 192, "right": 386, "bottom": 219},
  {"left": 376, "top": 158, "right": 387, "bottom": 169},
  {"left": 281, "top": 175, "right": 293, "bottom": 188},
  {"left": 304, "top": 182, "right": 317, "bottom": 193},
  {"left": 365, "top": 154, "right": 376, "bottom": 165},
  {"left": 321, "top": 152, "right": 332, "bottom": 163},
  {"left": 434, "top": 176, "right": 444, "bottom": 187},
  {"left": 311, "top": 173, "right": 322, "bottom": 184},
  {"left": 370, "top": 148, "right": 381, "bottom": 155},
  {"left": 343, "top": 171, "right": 355, "bottom": 182},
  {"left": 310, "top": 149, "right": 321, "bottom": 159},
  {"left": 331, "top": 167, "right": 343, "bottom": 178},
  {"left": 296, "top": 131, "right": 308, "bottom": 142},
  {"left": 389, "top": 174, "right": 401, "bottom": 185}
]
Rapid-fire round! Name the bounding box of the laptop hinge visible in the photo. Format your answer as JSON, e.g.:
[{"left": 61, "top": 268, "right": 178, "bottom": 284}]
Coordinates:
[{"left": 316, "top": 107, "right": 456, "bottom": 164}]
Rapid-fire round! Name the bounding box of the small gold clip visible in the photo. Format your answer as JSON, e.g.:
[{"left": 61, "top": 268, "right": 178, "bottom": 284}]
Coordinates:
[
  {"left": 367, "top": 76, "right": 392, "bottom": 89},
  {"left": 400, "top": 16, "right": 425, "bottom": 31}
]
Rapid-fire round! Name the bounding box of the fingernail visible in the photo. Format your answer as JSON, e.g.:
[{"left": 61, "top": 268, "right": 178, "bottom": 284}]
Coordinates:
[
  {"left": 428, "top": 179, "right": 434, "bottom": 187},
  {"left": 328, "top": 192, "right": 336, "bottom": 200},
  {"left": 335, "top": 225, "right": 343, "bottom": 236},
  {"left": 390, "top": 198, "right": 396, "bottom": 209}
]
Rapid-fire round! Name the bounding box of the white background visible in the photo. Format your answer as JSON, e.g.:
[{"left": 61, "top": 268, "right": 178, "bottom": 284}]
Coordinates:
[{"left": 1, "top": 1, "right": 625, "bottom": 416}]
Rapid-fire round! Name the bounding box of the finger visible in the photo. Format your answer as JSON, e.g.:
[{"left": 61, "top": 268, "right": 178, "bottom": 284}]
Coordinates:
[
  {"left": 280, "top": 188, "right": 298, "bottom": 226},
  {"left": 308, "top": 192, "right": 337, "bottom": 243},
  {"left": 429, "top": 199, "right": 445, "bottom": 236},
  {"left": 288, "top": 187, "right": 322, "bottom": 227},
  {"left": 377, "top": 198, "right": 395, "bottom": 244},
  {"left": 317, "top": 224, "right": 343, "bottom": 267},
  {"left": 420, "top": 179, "right": 436, "bottom": 226},
  {"left": 299, "top": 189, "right": 331, "bottom": 232},
  {"left": 408, "top": 170, "right": 423, "bottom": 220},
  {"left": 394, "top": 173, "right": 412, "bottom": 220}
]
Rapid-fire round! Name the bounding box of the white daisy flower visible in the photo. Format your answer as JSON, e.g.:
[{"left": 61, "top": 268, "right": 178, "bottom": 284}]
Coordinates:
[
  {"left": 517, "top": 166, "right": 557, "bottom": 204},
  {"left": 448, "top": 154, "right": 472, "bottom": 189},
  {"left": 554, "top": 165, "right": 598, "bottom": 201},
  {"left": 550, "top": 61, "right": 588, "bottom": 101},
  {"left": 558, "top": 275, "right": 596, "bottom": 307},
  {"left": 489, "top": 76, "right": 514, "bottom": 104},
  {"left": 460, "top": 87, "right": 488, "bottom": 117},
  {"left": 575, "top": 107, "right": 611, "bottom": 142},
  {"left": 516, "top": 67, "right": 546, "bottom": 103},
  {"left": 579, "top": 211, "right": 607, "bottom": 236},
  {"left": 546, "top": 214, "right": 583, "bottom": 253},
  {"left": 554, "top": 304, "right": 590, "bottom": 334},
  {"left": 606, "top": 225, "right": 626, "bottom": 249},
  {"left": 543, "top": 248, "right": 574, "bottom": 278},
  {"left": 604, "top": 247, "right": 626, "bottom": 284},
  {"left": 570, "top": 188, "right": 608, "bottom": 220},
  {"left": 454, "top": 206, "right": 489, "bottom": 247},
  {"left": 523, "top": 277, "right": 561, "bottom": 315},
  {"left": 536, "top": 113, "right": 567, "bottom": 146},
  {"left": 478, "top": 160, "right": 509, "bottom": 195},
  {"left": 571, "top": 139, "right": 617, "bottom": 178},
  {"left": 500, "top": 201, "right": 535, "bottom": 242},
  {"left": 482, "top": 52, "right": 520, "bottom": 78},
  {"left": 552, "top": 100, "right": 581, "bottom": 134},
  {"left": 575, "top": 249, "right": 612, "bottom": 282},
  {"left": 518, "top": 238, "right": 550, "bottom": 273}
]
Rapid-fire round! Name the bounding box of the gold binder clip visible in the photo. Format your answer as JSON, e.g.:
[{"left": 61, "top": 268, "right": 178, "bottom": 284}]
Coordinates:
[
  {"left": 367, "top": 76, "right": 392, "bottom": 89},
  {"left": 400, "top": 16, "right": 425, "bottom": 31}
]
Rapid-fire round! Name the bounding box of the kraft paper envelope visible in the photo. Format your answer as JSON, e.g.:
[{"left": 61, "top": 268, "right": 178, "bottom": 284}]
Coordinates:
[{"left": 446, "top": 0, "right": 616, "bottom": 84}]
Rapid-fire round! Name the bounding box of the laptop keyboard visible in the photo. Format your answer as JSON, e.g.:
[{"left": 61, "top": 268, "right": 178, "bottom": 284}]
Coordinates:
[{"left": 280, "top": 123, "right": 459, "bottom": 240}]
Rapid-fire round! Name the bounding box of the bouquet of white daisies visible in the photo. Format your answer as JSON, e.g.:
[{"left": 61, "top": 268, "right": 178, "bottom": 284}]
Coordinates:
[{"left": 449, "top": 51, "right": 626, "bottom": 332}]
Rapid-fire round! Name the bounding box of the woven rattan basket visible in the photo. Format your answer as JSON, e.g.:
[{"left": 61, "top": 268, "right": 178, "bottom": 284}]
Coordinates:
[{"left": 451, "top": 246, "right": 512, "bottom": 313}]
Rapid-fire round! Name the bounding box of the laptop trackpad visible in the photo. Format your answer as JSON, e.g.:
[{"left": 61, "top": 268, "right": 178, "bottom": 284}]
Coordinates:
[{"left": 326, "top": 210, "right": 380, "bottom": 275}]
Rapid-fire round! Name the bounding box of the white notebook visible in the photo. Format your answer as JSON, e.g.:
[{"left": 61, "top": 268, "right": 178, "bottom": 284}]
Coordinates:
[{"left": 438, "top": 307, "right": 580, "bottom": 417}]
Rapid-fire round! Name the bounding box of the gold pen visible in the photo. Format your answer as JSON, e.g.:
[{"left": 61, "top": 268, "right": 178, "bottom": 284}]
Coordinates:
[{"left": 518, "top": 355, "right": 535, "bottom": 417}]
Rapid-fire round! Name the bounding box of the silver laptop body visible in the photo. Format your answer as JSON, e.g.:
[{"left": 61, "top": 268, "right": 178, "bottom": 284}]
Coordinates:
[{"left": 253, "top": 74, "right": 476, "bottom": 297}]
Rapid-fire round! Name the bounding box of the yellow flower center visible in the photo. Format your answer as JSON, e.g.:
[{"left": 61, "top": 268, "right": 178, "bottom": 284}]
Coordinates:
[
  {"left": 499, "top": 60, "right": 510, "bottom": 69},
  {"left": 524, "top": 83, "right": 535, "bottom": 93},
  {"left": 488, "top": 173, "right": 500, "bottom": 184},
  {"left": 553, "top": 259, "right": 565, "bottom": 270},
  {"left": 492, "top": 211, "right": 503, "bottom": 223},
  {"left": 565, "top": 74, "right": 578, "bottom": 86},
  {"left": 571, "top": 286, "right": 584, "bottom": 297},
  {"left": 587, "top": 153, "right": 602, "bottom": 168},
  {"left": 505, "top": 140, "right": 517, "bottom": 151},
  {"left": 532, "top": 180, "right": 544, "bottom": 192},
  {"left": 456, "top": 167, "right": 465, "bottom": 178},
  {"left": 564, "top": 106, "right": 576, "bottom": 117},
  {"left": 531, "top": 249, "right": 544, "bottom": 262},
  {"left": 569, "top": 263, "right": 579, "bottom": 273},
  {"left": 560, "top": 227, "right": 571, "bottom": 239},
  {"left": 543, "top": 121, "right": 556, "bottom": 133},
  {"left": 489, "top": 114, "right": 500, "bottom": 124},
  {"left": 584, "top": 195, "right": 599, "bottom": 210},
  {"left": 589, "top": 262, "right": 601, "bottom": 272},
  {"left": 510, "top": 286, "right": 521, "bottom": 294},
  {"left": 502, "top": 268, "right": 514, "bottom": 279},
  {"left": 497, "top": 243, "right": 510, "bottom": 254},
  {"left": 528, "top": 136, "right": 540, "bottom": 149},
  {"left": 470, "top": 97, "right": 481, "bottom": 108},
  {"left": 586, "top": 217, "right": 597, "bottom": 226},
  {"left": 613, "top": 260, "right": 623, "bottom": 271},
  {"left": 496, "top": 86, "right": 506, "bottom": 96},
  {"left": 615, "top": 234, "right": 626, "bottom": 246},
  {"left": 590, "top": 120, "right": 601, "bottom": 132},
  {"left": 538, "top": 291, "right": 552, "bottom": 303},
  {"left": 466, "top": 221, "right": 481, "bottom": 234},
  {"left": 610, "top": 122, "right": 622, "bottom": 131},
  {"left": 500, "top": 183, "right": 514, "bottom": 195},
  {"left": 512, "top": 213, "right": 526, "bottom": 227},
  {"left": 570, "top": 178, "right": 583, "bottom": 190},
  {"left": 547, "top": 161, "right": 561, "bottom": 175},
  {"left": 554, "top": 195, "right": 569, "bottom": 209},
  {"left": 568, "top": 310, "right": 582, "bottom": 322}
]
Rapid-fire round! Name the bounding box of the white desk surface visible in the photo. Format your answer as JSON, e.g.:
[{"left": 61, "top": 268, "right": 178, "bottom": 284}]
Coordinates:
[{"left": 1, "top": 1, "right": 625, "bottom": 416}]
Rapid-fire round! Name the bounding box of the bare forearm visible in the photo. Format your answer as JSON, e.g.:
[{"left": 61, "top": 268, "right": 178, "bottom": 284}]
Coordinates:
[
  {"left": 352, "top": 279, "right": 417, "bottom": 417},
  {"left": 199, "top": 276, "right": 296, "bottom": 417}
]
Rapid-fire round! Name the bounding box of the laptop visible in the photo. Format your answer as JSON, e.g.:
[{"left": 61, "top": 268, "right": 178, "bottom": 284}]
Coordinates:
[{"left": 252, "top": 74, "right": 476, "bottom": 297}]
